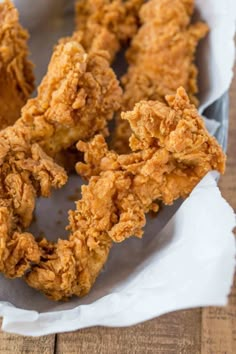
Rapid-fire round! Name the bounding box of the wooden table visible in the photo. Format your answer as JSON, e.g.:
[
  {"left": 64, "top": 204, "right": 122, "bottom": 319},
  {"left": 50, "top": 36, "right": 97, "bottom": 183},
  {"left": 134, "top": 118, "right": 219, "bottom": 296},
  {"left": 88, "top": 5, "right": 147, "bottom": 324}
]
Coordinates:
[{"left": 0, "top": 67, "right": 235, "bottom": 354}]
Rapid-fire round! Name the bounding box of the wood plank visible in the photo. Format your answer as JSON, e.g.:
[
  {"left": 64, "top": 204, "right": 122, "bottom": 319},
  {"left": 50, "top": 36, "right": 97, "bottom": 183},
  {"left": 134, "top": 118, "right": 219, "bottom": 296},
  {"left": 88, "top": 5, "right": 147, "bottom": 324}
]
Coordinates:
[
  {"left": 56, "top": 309, "right": 201, "bottom": 354},
  {"left": 201, "top": 66, "right": 236, "bottom": 354},
  {"left": 0, "top": 320, "right": 55, "bottom": 354},
  {"left": 201, "top": 277, "right": 236, "bottom": 354}
]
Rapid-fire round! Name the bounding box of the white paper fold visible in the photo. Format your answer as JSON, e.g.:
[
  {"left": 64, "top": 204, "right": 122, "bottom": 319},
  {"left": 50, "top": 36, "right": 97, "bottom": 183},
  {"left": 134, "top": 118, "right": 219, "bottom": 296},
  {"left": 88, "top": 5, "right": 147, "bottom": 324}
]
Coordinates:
[{"left": 0, "top": 0, "right": 235, "bottom": 336}]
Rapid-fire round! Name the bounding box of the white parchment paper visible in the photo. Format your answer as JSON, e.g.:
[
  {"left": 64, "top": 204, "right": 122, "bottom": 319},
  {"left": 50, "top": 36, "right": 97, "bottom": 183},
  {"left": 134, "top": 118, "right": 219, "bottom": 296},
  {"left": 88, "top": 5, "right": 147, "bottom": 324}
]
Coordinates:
[{"left": 0, "top": 0, "right": 235, "bottom": 336}]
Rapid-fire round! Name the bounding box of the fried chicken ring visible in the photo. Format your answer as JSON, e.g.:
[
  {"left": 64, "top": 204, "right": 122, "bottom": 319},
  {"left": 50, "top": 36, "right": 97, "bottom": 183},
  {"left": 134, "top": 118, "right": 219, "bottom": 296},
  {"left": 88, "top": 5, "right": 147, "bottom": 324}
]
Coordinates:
[
  {"left": 0, "top": 35, "right": 122, "bottom": 278},
  {"left": 24, "top": 88, "right": 225, "bottom": 301}
]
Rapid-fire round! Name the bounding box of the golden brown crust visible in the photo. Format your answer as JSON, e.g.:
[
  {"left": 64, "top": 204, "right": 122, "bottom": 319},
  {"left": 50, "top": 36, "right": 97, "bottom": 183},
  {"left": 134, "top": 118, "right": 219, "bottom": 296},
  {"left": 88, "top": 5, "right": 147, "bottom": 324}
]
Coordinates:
[
  {"left": 63, "top": 0, "right": 144, "bottom": 170},
  {"left": 25, "top": 88, "right": 225, "bottom": 301},
  {"left": 20, "top": 38, "right": 122, "bottom": 157},
  {"left": 75, "top": 0, "right": 144, "bottom": 61},
  {"left": 0, "top": 138, "right": 67, "bottom": 278},
  {"left": 0, "top": 0, "right": 34, "bottom": 129},
  {"left": 113, "top": 0, "right": 209, "bottom": 153}
]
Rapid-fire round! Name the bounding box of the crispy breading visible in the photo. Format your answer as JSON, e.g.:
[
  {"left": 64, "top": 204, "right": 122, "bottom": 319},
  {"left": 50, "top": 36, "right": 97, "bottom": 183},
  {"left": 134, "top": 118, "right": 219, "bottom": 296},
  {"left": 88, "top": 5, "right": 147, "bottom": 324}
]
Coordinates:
[
  {"left": 0, "top": 0, "right": 34, "bottom": 129},
  {"left": 0, "top": 134, "right": 67, "bottom": 277},
  {"left": 20, "top": 36, "right": 122, "bottom": 157},
  {"left": 60, "top": 0, "right": 142, "bottom": 170},
  {"left": 113, "top": 0, "right": 208, "bottom": 153},
  {"left": 75, "top": 0, "right": 144, "bottom": 61},
  {"left": 25, "top": 88, "right": 225, "bottom": 300}
]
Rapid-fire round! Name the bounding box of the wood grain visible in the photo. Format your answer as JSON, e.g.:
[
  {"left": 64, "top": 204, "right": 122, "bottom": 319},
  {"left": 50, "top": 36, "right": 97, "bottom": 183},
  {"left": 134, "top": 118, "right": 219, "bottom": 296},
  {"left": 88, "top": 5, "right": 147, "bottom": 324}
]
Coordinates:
[
  {"left": 0, "top": 321, "right": 55, "bottom": 354},
  {"left": 201, "top": 277, "right": 236, "bottom": 354},
  {"left": 57, "top": 310, "right": 201, "bottom": 354},
  {"left": 0, "top": 64, "right": 235, "bottom": 354}
]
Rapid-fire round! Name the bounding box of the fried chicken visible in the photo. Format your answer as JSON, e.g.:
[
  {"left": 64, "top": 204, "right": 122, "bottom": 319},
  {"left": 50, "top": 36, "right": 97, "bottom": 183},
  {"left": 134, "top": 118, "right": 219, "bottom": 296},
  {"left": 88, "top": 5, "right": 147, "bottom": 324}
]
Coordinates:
[
  {"left": 0, "top": 2, "right": 224, "bottom": 301},
  {"left": 0, "top": 35, "right": 122, "bottom": 278},
  {"left": 113, "top": 0, "right": 209, "bottom": 153},
  {"left": 59, "top": 0, "right": 143, "bottom": 170},
  {"left": 0, "top": 0, "right": 34, "bottom": 129},
  {"left": 25, "top": 88, "right": 225, "bottom": 300},
  {"left": 75, "top": 0, "right": 144, "bottom": 62},
  {"left": 55, "top": 0, "right": 143, "bottom": 170},
  {"left": 20, "top": 34, "right": 122, "bottom": 157}
]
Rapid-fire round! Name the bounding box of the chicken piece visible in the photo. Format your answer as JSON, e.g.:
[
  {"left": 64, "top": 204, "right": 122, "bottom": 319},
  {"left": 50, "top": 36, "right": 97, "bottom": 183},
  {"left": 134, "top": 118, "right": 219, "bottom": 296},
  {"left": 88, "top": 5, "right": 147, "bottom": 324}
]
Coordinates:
[
  {"left": 76, "top": 0, "right": 144, "bottom": 62},
  {"left": 19, "top": 34, "right": 122, "bottom": 157},
  {"left": 113, "top": 0, "right": 208, "bottom": 153},
  {"left": 25, "top": 87, "right": 225, "bottom": 300},
  {"left": 0, "top": 0, "right": 34, "bottom": 129},
  {"left": 61, "top": 0, "right": 143, "bottom": 170},
  {"left": 60, "top": 0, "right": 142, "bottom": 170},
  {"left": 0, "top": 35, "right": 121, "bottom": 278},
  {"left": 56, "top": 0, "right": 143, "bottom": 169}
]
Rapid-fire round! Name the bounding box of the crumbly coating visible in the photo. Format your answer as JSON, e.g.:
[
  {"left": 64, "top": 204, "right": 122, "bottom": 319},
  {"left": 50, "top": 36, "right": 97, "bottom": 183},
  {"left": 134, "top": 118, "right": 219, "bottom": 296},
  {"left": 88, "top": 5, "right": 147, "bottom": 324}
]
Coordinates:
[
  {"left": 113, "top": 0, "right": 208, "bottom": 153},
  {"left": 76, "top": 0, "right": 144, "bottom": 61},
  {"left": 61, "top": 0, "right": 141, "bottom": 170},
  {"left": 0, "top": 0, "right": 34, "bottom": 129},
  {"left": 0, "top": 131, "right": 67, "bottom": 277},
  {"left": 20, "top": 36, "right": 122, "bottom": 157}
]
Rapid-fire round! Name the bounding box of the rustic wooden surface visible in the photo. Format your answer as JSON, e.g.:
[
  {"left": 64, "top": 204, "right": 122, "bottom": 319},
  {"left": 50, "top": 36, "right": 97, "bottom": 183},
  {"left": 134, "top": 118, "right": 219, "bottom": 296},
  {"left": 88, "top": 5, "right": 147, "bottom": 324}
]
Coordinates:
[{"left": 0, "top": 68, "right": 235, "bottom": 354}]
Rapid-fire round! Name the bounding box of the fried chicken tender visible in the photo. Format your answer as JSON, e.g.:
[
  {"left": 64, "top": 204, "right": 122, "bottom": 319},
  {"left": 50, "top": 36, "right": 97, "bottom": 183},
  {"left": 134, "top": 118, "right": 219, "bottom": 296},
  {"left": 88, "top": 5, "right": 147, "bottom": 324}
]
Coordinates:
[
  {"left": 0, "top": 0, "right": 34, "bottom": 129},
  {"left": 25, "top": 88, "right": 225, "bottom": 300},
  {"left": 61, "top": 0, "right": 141, "bottom": 170},
  {"left": 0, "top": 36, "right": 121, "bottom": 278},
  {"left": 113, "top": 0, "right": 209, "bottom": 153},
  {"left": 21, "top": 35, "right": 122, "bottom": 157},
  {"left": 76, "top": 0, "right": 144, "bottom": 61}
]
